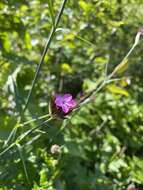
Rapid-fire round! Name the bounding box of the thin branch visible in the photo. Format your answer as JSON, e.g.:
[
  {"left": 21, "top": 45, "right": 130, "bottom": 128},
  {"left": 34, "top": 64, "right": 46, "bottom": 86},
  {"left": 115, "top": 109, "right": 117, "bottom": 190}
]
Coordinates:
[
  {"left": 0, "top": 117, "right": 53, "bottom": 157},
  {"left": 23, "top": 0, "right": 68, "bottom": 114},
  {"left": 78, "top": 41, "right": 138, "bottom": 106},
  {"left": 5, "top": 0, "right": 68, "bottom": 146},
  {"left": 16, "top": 143, "right": 30, "bottom": 186}
]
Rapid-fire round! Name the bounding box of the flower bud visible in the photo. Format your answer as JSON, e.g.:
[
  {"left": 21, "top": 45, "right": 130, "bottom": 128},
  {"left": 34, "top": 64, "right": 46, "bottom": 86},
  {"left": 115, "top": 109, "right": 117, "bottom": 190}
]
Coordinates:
[
  {"left": 50, "top": 144, "right": 61, "bottom": 155},
  {"left": 134, "top": 28, "right": 143, "bottom": 46},
  {"left": 127, "top": 183, "right": 136, "bottom": 190}
]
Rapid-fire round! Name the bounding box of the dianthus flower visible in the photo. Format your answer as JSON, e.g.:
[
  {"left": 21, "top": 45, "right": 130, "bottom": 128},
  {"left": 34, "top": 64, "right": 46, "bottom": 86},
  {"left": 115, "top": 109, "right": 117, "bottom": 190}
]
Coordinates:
[
  {"left": 55, "top": 94, "right": 77, "bottom": 113},
  {"left": 51, "top": 93, "right": 77, "bottom": 119}
]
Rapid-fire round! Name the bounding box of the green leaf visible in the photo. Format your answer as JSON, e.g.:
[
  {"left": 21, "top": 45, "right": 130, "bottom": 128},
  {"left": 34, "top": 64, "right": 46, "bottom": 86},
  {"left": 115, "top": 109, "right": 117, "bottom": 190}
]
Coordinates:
[
  {"left": 75, "top": 35, "right": 96, "bottom": 47},
  {"left": 106, "top": 84, "right": 130, "bottom": 97},
  {"left": 108, "top": 158, "right": 128, "bottom": 173},
  {"left": 79, "top": 1, "right": 92, "bottom": 13},
  {"left": 113, "top": 58, "right": 129, "bottom": 74},
  {"left": 130, "top": 156, "right": 143, "bottom": 184}
]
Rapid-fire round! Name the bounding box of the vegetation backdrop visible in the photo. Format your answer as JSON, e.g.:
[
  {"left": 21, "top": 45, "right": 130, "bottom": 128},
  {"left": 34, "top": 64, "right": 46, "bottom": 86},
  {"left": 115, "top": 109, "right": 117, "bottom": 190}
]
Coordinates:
[{"left": 0, "top": 0, "right": 143, "bottom": 190}]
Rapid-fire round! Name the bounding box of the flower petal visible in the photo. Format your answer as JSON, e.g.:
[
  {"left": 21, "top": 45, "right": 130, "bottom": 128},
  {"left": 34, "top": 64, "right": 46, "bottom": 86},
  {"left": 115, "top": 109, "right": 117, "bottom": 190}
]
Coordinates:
[
  {"left": 55, "top": 95, "right": 63, "bottom": 107},
  {"left": 62, "top": 104, "right": 70, "bottom": 113},
  {"left": 66, "top": 99, "right": 77, "bottom": 108},
  {"left": 63, "top": 94, "right": 72, "bottom": 102}
]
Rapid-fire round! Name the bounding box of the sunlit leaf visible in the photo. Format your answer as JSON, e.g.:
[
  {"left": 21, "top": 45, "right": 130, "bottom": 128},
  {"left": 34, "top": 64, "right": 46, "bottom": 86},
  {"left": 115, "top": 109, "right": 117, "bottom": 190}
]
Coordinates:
[
  {"left": 113, "top": 58, "right": 129, "bottom": 74},
  {"left": 106, "top": 84, "right": 129, "bottom": 97}
]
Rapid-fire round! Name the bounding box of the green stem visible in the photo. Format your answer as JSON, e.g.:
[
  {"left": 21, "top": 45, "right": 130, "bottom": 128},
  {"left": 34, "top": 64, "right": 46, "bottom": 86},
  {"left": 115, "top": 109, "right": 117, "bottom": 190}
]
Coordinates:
[
  {"left": 0, "top": 117, "right": 53, "bottom": 157},
  {"left": 4, "top": 113, "right": 50, "bottom": 147},
  {"left": 23, "top": 0, "right": 67, "bottom": 114},
  {"left": 20, "top": 113, "right": 50, "bottom": 127},
  {"left": 108, "top": 43, "right": 136, "bottom": 79},
  {"left": 17, "top": 117, "right": 53, "bottom": 142},
  {"left": 6, "top": 0, "right": 67, "bottom": 145},
  {"left": 80, "top": 42, "right": 138, "bottom": 105},
  {"left": 16, "top": 143, "right": 30, "bottom": 186}
]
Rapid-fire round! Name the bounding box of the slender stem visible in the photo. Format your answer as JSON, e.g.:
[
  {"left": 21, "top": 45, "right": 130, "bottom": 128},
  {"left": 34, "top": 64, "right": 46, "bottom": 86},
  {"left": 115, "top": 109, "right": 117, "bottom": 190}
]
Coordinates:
[
  {"left": 6, "top": 0, "right": 67, "bottom": 146},
  {"left": 0, "top": 143, "right": 15, "bottom": 156},
  {"left": 79, "top": 42, "right": 137, "bottom": 105},
  {"left": 78, "top": 78, "right": 103, "bottom": 104},
  {"left": 108, "top": 43, "right": 136, "bottom": 79},
  {"left": 16, "top": 143, "right": 30, "bottom": 186},
  {"left": 4, "top": 122, "right": 20, "bottom": 148},
  {"left": 0, "top": 117, "right": 53, "bottom": 157},
  {"left": 4, "top": 113, "right": 50, "bottom": 147},
  {"left": 23, "top": 0, "right": 67, "bottom": 114},
  {"left": 20, "top": 114, "right": 50, "bottom": 127},
  {"left": 79, "top": 80, "right": 106, "bottom": 106},
  {"left": 17, "top": 117, "right": 52, "bottom": 142}
]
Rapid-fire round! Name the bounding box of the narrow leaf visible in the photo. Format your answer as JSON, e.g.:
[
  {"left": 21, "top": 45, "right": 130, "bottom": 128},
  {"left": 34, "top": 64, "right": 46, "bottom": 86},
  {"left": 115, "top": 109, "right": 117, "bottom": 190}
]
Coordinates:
[
  {"left": 106, "top": 84, "right": 129, "bottom": 97},
  {"left": 16, "top": 143, "right": 30, "bottom": 185},
  {"left": 75, "top": 35, "right": 96, "bottom": 47},
  {"left": 112, "top": 58, "right": 129, "bottom": 74}
]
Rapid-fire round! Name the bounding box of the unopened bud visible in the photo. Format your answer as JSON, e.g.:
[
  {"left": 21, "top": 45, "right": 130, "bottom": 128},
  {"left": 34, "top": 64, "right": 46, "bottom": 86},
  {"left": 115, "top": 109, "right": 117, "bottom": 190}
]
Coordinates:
[
  {"left": 135, "top": 28, "right": 143, "bottom": 46},
  {"left": 50, "top": 144, "right": 61, "bottom": 155},
  {"left": 127, "top": 183, "right": 136, "bottom": 190},
  {"left": 125, "top": 77, "right": 131, "bottom": 85}
]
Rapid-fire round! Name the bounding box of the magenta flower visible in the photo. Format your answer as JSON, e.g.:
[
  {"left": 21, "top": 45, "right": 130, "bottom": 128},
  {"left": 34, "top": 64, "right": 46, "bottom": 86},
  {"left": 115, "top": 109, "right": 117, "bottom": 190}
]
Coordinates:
[{"left": 55, "top": 94, "right": 77, "bottom": 113}]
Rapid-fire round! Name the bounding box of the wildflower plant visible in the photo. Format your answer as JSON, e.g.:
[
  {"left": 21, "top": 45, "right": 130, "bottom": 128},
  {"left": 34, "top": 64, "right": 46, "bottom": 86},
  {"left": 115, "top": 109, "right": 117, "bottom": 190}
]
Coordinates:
[
  {"left": 1, "top": 18, "right": 142, "bottom": 159},
  {"left": 0, "top": 0, "right": 143, "bottom": 189}
]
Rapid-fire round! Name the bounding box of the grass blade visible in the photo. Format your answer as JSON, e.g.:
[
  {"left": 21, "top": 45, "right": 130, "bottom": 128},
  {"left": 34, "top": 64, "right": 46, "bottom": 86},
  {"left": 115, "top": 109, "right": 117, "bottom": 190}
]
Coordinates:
[
  {"left": 16, "top": 143, "right": 30, "bottom": 185},
  {"left": 75, "top": 35, "right": 96, "bottom": 47},
  {"left": 23, "top": 0, "right": 68, "bottom": 114}
]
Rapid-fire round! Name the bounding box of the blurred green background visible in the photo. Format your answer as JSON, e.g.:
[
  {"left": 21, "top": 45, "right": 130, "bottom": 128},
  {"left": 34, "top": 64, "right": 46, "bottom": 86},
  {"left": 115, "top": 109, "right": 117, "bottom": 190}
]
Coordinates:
[{"left": 0, "top": 0, "right": 143, "bottom": 189}]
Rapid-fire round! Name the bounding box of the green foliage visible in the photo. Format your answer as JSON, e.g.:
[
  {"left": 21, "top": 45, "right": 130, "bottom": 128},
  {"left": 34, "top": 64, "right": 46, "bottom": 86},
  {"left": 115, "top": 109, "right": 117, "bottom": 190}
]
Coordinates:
[{"left": 0, "top": 0, "right": 143, "bottom": 189}]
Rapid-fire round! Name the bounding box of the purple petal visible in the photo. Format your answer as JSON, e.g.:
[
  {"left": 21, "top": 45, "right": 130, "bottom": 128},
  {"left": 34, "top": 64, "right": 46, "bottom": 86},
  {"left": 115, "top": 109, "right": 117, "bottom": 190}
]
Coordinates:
[
  {"left": 55, "top": 95, "right": 63, "bottom": 107},
  {"left": 63, "top": 94, "right": 72, "bottom": 102},
  {"left": 55, "top": 94, "right": 62, "bottom": 99},
  {"left": 62, "top": 104, "right": 70, "bottom": 113},
  {"left": 66, "top": 99, "right": 77, "bottom": 108}
]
